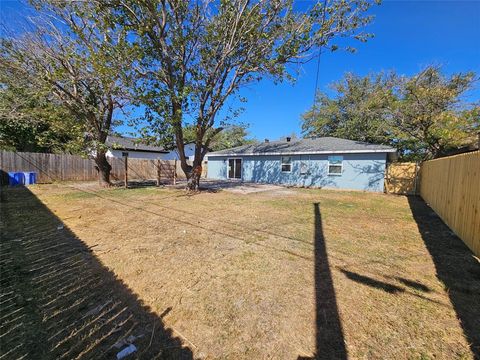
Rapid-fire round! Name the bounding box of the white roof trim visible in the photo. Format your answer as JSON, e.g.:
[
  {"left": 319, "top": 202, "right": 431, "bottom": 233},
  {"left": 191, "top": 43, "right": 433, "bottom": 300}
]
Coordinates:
[{"left": 208, "top": 149, "right": 397, "bottom": 157}]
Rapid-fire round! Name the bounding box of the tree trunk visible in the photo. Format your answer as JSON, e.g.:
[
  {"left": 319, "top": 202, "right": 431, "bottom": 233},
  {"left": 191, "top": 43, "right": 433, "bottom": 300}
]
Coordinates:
[
  {"left": 95, "top": 151, "right": 112, "bottom": 187},
  {"left": 186, "top": 159, "right": 202, "bottom": 191},
  {"left": 178, "top": 150, "right": 192, "bottom": 180},
  {"left": 186, "top": 170, "right": 201, "bottom": 191},
  {"left": 186, "top": 139, "right": 204, "bottom": 191}
]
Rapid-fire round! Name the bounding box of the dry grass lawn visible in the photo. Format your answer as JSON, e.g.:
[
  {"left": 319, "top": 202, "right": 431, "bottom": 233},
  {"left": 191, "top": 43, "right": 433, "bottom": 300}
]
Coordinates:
[{"left": 1, "top": 182, "right": 479, "bottom": 359}]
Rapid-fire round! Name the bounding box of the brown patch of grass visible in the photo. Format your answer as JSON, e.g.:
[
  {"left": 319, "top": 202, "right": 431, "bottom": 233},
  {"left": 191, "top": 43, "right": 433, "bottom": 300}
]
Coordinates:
[
  {"left": 0, "top": 186, "right": 193, "bottom": 359},
  {"left": 2, "top": 183, "right": 479, "bottom": 359}
]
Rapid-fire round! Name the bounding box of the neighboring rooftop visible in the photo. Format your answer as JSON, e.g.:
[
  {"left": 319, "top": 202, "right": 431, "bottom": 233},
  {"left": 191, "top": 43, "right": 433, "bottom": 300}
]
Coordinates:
[
  {"left": 208, "top": 137, "right": 396, "bottom": 156},
  {"left": 106, "top": 135, "right": 168, "bottom": 153}
]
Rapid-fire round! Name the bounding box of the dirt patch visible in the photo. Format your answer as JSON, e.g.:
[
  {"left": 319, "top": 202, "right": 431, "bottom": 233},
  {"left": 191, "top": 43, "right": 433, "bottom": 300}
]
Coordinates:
[
  {"left": 2, "top": 183, "right": 479, "bottom": 359},
  {"left": 223, "top": 183, "right": 290, "bottom": 194},
  {"left": 198, "top": 180, "right": 289, "bottom": 194}
]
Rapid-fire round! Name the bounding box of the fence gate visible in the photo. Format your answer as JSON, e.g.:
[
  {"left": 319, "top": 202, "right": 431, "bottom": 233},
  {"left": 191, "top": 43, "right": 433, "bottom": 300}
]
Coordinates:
[{"left": 385, "top": 162, "right": 419, "bottom": 195}]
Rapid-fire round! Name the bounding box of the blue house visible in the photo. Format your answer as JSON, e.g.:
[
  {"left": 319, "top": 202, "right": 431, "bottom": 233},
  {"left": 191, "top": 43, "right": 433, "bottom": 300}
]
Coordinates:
[{"left": 207, "top": 137, "right": 396, "bottom": 192}]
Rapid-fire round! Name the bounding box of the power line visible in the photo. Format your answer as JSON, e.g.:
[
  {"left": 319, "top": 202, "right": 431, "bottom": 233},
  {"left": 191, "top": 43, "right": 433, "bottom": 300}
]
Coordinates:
[
  {"left": 311, "top": 0, "right": 328, "bottom": 124},
  {"left": 312, "top": 47, "right": 323, "bottom": 119}
]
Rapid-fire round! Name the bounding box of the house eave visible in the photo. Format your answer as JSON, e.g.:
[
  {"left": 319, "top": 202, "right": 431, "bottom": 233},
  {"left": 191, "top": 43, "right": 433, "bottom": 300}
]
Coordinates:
[
  {"left": 111, "top": 147, "right": 169, "bottom": 154},
  {"left": 208, "top": 149, "right": 397, "bottom": 157}
]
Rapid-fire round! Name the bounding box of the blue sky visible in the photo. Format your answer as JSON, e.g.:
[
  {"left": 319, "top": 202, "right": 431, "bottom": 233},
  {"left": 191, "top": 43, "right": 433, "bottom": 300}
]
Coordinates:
[
  {"left": 1, "top": 0, "right": 479, "bottom": 140},
  {"left": 239, "top": 0, "right": 480, "bottom": 140}
]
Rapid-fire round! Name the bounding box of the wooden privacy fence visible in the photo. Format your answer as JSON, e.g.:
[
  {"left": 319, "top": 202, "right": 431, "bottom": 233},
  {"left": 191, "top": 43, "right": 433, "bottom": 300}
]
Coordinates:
[
  {"left": 111, "top": 157, "right": 178, "bottom": 183},
  {"left": 0, "top": 151, "right": 182, "bottom": 184},
  {"left": 385, "top": 162, "right": 419, "bottom": 195},
  {"left": 1, "top": 151, "right": 97, "bottom": 183},
  {"left": 419, "top": 151, "right": 480, "bottom": 257}
]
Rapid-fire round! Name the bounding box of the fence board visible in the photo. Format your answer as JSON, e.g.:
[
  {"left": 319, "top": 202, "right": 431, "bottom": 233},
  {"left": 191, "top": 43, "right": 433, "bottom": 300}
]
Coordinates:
[{"left": 419, "top": 151, "right": 480, "bottom": 257}]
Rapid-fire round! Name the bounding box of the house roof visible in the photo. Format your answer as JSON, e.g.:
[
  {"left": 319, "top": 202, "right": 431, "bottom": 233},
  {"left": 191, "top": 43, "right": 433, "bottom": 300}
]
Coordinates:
[
  {"left": 207, "top": 137, "right": 396, "bottom": 157},
  {"left": 106, "top": 135, "right": 168, "bottom": 153}
]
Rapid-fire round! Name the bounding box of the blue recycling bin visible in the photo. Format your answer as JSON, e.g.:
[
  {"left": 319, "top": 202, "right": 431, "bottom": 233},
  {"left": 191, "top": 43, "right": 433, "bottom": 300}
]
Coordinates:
[
  {"left": 7, "top": 172, "right": 36, "bottom": 186},
  {"left": 29, "top": 172, "right": 37, "bottom": 185},
  {"left": 23, "top": 172, "right": 37, "bottom": 185},
  {"left": 8, "top": 172, "right": 25, "bottom": 186}
]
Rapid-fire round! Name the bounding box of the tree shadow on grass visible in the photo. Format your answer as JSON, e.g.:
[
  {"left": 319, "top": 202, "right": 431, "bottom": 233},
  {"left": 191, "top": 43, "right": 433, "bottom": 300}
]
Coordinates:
[
  {"left": 408, "top": 196, "right": 480, "bottom": 359},
  {"left": 0, "top": 186, "right": 193, "bottom": 359},
  {"left": 339, "top": 269, "right": 404, "bottom": 294},
  {"left": 391, "top": 276, "right": 431, "bottom": 292},
  {"left": 298, "top": 203, "right": 347, "bottom": 360}
]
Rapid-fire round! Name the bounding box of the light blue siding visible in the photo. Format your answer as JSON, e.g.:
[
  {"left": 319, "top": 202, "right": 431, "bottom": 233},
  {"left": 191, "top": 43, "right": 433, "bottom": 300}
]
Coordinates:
[{"left": 207, "top": 153, "right": 388, "bottom": 192}]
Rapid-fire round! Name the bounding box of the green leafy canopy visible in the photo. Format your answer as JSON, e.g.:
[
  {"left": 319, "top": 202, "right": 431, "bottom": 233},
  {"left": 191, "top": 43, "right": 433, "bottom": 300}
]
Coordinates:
[
  {"left": 104, "top": 0, "right": 378, "bottom": 187},
  {"left": 302, "top": 67, "right": 479, "bottom": 160}
]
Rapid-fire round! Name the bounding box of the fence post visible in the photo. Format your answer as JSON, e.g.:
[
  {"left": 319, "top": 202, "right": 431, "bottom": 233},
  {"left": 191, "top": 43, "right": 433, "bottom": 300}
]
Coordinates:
[
  {"left": 157, "top": 159, "right": 161, "bottom": 186},
  {"left": 413, "top": 162, "right": 419, "bottom": 195},
  {"left": 173, "top": 159, "right": 177, "bottom": 185},
  {"left": 384, "top": 163, "right": 389, "bottom": 193},
  {"left": 123, "top": 152, "right": 128, "bottom": 188}
]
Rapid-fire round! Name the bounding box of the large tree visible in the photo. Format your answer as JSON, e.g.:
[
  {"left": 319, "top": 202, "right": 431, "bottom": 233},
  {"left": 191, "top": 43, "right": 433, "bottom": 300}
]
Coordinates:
[
  {"left": 0, "top": 58, "right": 83, "bottom": 153},
  {"left": 302, "top": 72, "right": 395, "bottom": 145},
  {"left": 1, "top": 1, "right": 132, "bottom": 185},
  {"left": 302, "top": 67, "right": 479, "bottom": 160},
  {"left": 178, "top": 123, "right": 254, "bottom": 151},
  {"left": 391, "top": 67, "right": 478, "bottom": 159},
  {"left": 132, "top": 121, "right": 254, "bottom": 152},
  {"left": 109, "top": 0, "right": 377, "bottom": 189},
  {"left": 208, "top": 124, "right": 255, "bottom": 151}
]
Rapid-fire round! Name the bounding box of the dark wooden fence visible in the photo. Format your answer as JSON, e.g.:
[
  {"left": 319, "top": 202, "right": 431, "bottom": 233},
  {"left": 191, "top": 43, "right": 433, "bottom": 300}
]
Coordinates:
[{"left": 0, "top": 151, "right": 179, "bottom": 184}]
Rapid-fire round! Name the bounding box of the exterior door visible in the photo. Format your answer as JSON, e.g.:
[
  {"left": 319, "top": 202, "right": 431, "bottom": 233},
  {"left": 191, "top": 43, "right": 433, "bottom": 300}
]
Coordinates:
[{"left": 228, "top": 159, "right": 242, "bottom": 179}]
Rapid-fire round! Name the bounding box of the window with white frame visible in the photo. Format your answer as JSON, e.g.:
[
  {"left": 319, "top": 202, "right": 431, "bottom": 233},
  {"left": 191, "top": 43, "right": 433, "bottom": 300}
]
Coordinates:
[
  {"left": 281, "top": 156, "right": 292, "bottom": 172},
  {"left": 300, "top": 161, "right": 309, "bottom": 175},
  {"left": 328, "top": 156, "right": 343, "bottom": 175}
]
